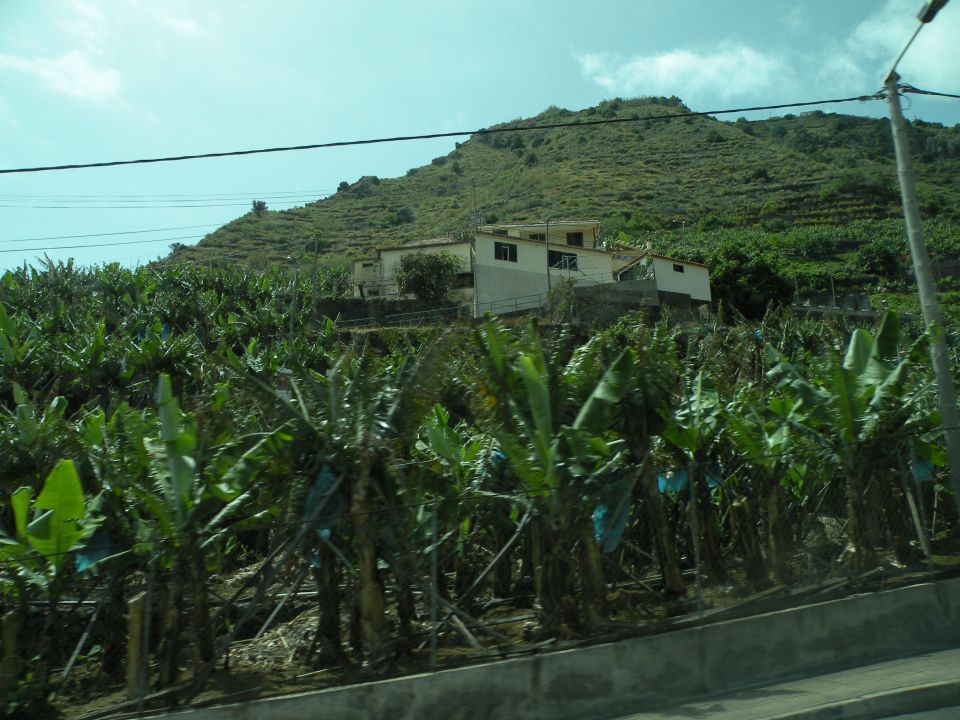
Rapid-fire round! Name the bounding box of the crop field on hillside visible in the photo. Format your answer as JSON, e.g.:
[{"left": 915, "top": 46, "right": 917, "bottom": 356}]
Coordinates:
[{"left": 1, "top": 261, "right": 957, "bottom": 718}]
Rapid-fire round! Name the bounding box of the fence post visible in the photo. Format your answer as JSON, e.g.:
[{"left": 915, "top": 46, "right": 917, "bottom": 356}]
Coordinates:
[
  {"left": 0, "top": 610, "right": 22, "bottom": 694},
  {"left": 126, "top": 592, "right": 147, "bottom": 700},
  {"left": 430, "top": 501, "right": 438, "bottom": 671}
]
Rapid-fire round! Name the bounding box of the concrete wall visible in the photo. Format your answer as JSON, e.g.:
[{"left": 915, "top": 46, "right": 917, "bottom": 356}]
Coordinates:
[
  {"left": 161, "top": 578, "right": 960, "bottom": 720},
  {"left": 312, "top": 297, "right": 457, "bottom": 323},
  {"left": 573, "top": 279, "right": 658, "bottom": 327},
  {"left": 650, "top": 256, "right": 712, "bottom": 302}
]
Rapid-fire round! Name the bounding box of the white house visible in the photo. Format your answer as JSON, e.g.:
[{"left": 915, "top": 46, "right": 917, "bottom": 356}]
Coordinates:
[
  {"left": 473, "top": 220, "right": 614, "bottom": 314},
  {"left": 352, "top": 237, "right": 473, "bottom": 302},
  {"left": 614, "top": 252, "right": 712, "bottom": 302},
  {"left": 351, "top": 221, "right": 711, "bottom": 316}
]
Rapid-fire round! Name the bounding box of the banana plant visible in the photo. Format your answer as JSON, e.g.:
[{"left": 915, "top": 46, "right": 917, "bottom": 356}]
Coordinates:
[
  {"left": 0, "top": 459, "right": 99, "bottom": 685},
  {"left": 128, "top": 374, "right": 290, "bottom": 687},
  {"left": 766, "top": 312, "right": 918, "bottom": 571},
  {"left": 660, "top": 369, "right": 727, "bottom": 583},
  {"left": 726, "top": 387, "right": 813, "bottom": 585},
  {"left": 473, "top": 321, "right": 651, "bottom": 628}
]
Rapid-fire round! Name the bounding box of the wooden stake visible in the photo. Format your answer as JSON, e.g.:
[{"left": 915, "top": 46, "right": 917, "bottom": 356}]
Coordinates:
[
  {"left": 0, "top": 610, "right": 23, "bottom": 694},
  {"left": 126, "top": 592, "right": 147, "bottom": 700}
]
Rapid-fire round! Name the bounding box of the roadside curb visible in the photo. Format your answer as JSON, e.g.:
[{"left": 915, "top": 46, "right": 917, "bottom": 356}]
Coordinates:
[{"left": 767, "top": 679, "right": 960, "bottom": 720}]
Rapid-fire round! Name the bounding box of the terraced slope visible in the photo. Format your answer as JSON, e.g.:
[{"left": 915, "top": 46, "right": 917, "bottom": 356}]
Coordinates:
[{"left": 170, "top": 97, "right": 960, "bottom": 268}]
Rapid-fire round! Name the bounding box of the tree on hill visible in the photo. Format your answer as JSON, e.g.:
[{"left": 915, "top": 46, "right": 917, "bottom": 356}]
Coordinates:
[
  {"left": 708, "top": 239, "right": 792, "bottom": 317},
  {"left": 252, "top": 200, "right": 267, "bottom": 216},
  {"left": 395, "top": 251, "right": 461, "bottom": 302}
]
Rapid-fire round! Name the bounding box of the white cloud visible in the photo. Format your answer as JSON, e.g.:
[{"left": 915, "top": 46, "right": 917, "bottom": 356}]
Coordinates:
[
  {"left": 0, "top": 50, "right": 122, "bottom": 103},
  {"left": 783, "top": 6, "right": 809, "bottom": 32},
  {"left": 576, "top": 1, "right": 960, "bottom": 106},
  {"left": 849, "top": 0, "right": 960, "bottom": 91},
  {"left": 575, "top": 44, "right": 791, "bottom": 105},
  {"left": 0, "top": 95, "right": 19, "bottom": 130},
  {"left": 156, "top": 13, "right": 202, "bottom": 37}
]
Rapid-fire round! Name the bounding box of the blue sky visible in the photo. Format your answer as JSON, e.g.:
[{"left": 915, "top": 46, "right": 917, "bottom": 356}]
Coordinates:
[{"left": 1, "top": 0, "right": 958, "bottom": 271}]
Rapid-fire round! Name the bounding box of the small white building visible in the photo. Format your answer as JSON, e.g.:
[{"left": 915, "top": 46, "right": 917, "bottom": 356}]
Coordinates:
[
  {"left": 473, "top": 221, "right": 613, "bottom": 314},
  {"left": 352, "top": 237, "right": 473, "bottom": 302},
  {"left": 351, "top": 221, "right": 711, "bottom": 316},
  {"left": 614, "top": 252, "right": 712, "bottom": 302}
]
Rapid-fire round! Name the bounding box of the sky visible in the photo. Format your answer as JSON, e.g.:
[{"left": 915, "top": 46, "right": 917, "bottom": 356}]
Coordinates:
[{"left": 1, "top": 0, "right": 959, "bottom": 271}]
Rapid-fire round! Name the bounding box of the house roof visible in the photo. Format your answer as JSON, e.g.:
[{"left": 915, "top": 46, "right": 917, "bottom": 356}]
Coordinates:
[
  {"left": 477, "top": 220, "right": 600, "bottom": 229},
  {"left": 375, "top": 237, "right": 469, "bottom": 252},
  {"left": 614, "top": 249, "right": 709, "bottom": 270}
]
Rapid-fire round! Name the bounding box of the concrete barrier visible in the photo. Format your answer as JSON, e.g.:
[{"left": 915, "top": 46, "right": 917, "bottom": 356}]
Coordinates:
[{"left": 160, "top": 578, "right": 960, "bottom": 720}]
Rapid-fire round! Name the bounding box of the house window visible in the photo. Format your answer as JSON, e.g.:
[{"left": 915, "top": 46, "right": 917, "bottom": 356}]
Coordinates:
[
  {"left": 495, "top": 241, "right": 518, "bottom": 262},
  {"left": 493, "top": 228, "right": 508, "bottom": 236},
  {"left": 362, "top": 262, "right": 373, "bottom": 268},
  {"left": 672, "top": 264, "right": 685, "bottom": 273},
  {"left": 528, "top": 232, "right": 545, "bottom": 241},
  {"left": 566, "top": 232, "right": 584, "bottom": 247},
  {"left": 549, "top": 250, "right": 578, "bottom": 270}
]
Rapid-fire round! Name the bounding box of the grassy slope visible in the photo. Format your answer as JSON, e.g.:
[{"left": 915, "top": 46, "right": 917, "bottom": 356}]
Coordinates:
[{"left": 171, "top": 97, "right": 960, "bottom": 275}]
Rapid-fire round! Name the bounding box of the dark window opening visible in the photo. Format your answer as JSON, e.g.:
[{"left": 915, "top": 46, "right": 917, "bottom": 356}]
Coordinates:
[
  {"left": 566, "top": 232, "right": 584, "bottom": 247},
  {"left": 528, "top": 232, "right": 545, "bottom": 241},
  {"left": 492, "top": 228, "right": 509, "bottom": 236},
  {"left": 453, "top": 272, "right": 474, "bottom": 289},
  {"left": 549, "top": 250, "right": 578, "bottom": 270},
  {"left": 672, "top": 263, "right": 685, "bottom": 273},
  {"left": 495, "top": 241, "right": 518, "bottom": 262}
]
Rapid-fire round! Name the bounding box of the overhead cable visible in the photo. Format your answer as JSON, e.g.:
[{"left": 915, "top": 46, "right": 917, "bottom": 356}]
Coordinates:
[
  {"left": 0, "top": 94, "right": 882, "bottom": 175},
  {"left": 0, "top": 234, "right": 206, "bottom": 254}
]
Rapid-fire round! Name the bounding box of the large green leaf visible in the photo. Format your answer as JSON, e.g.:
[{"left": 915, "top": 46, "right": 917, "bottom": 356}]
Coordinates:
[
  {"left": 156, "top": 374, "right": 196, "bottom": 518},
  {"left": 843, "top": 329, "right": 873, "bottom": 377},
  {"left": 572, "top": 348, "right": 635, "bottom": 434},
  {"left": 10, "top": 487, "right": 31, "bottom": 540},
  {"left": 28, "top": 459, "right": 86, "bottom": 569}
]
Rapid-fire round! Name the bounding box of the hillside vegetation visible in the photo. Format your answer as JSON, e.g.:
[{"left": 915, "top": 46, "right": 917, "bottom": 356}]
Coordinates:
[
  {"left": 1, "top": 260, "right": 957, "bottom": 717},
  {"left": 171, "top": 96, "right": 960, "bottom": 273}
]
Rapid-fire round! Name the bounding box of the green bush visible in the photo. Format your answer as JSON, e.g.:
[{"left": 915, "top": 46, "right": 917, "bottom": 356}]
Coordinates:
[{"left": 395, "top": 251, "right": 462, "bottom": 302}]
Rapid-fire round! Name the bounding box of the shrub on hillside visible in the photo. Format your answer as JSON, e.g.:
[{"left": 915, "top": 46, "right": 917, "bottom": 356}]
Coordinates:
[{"left": 395, "top": 251, "right": 462, "bottom": 302}]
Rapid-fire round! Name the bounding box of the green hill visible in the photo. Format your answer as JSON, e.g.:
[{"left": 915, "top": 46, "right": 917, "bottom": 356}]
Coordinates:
[{"left": 170, "top": 96, "right": 960, "bottom": 273}]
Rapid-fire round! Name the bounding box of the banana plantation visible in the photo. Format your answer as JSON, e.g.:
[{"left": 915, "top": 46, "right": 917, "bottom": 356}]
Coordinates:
[{"left": 0, "top": 260, "right": 956, "bottom": 718}]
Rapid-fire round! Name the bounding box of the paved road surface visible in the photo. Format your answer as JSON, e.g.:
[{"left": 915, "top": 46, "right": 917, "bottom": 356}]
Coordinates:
[{"left": 613, "top": 647, "right": 960, "bottom": 719}]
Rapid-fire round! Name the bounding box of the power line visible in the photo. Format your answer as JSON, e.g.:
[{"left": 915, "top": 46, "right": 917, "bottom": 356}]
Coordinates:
[
  {"left": 0, "top": 234, "right": 206, "bottom": 254},
  {"left": 0, "top": 94, "right": 882, "bottom": 175},
  {"left": 0, "top": 199, "right": 318, "bottom": 209},
  {"left": 2, "top": 223, "right": 222, "bottom": 244},
  {"left": 0, "top": 189, "right": 334, "bottom": 200},
  {"left": 902, "top": 85, "right": 960, "bottom": 100}
]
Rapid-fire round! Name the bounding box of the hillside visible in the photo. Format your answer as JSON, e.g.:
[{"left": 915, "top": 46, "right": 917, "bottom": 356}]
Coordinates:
[{"left": 170, "top": 96, "right": 960, "bottom": 269}]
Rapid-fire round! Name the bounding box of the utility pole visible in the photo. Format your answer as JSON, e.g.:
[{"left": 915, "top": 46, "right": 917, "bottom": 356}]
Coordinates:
[
  {"left": 545, "top": 217, "right": 552, "bottom": 293},
  {"left": 886, "top": 70, "right": 960, "bottom": 516},
  {"left": 311, "top": 234, "right": 321, "bottom": 310},
  {"left": 472, "top": 183, "right": 480, "bottom": 227}
]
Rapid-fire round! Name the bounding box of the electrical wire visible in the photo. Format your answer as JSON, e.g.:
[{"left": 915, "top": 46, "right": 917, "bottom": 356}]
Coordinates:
[
  {"left": 0, "top": 200, "right": 318, "bottom": 209},
  {"left": 2, "top": 223, "right": 222, "bottom": 244},
  {"left": 0, "top": 94, "right": 882, "bottom": 175},
  {"left": 0, "top": 234, "right": 207, "bottom": 254},
  {"left": 902, "top": 85, "right": 960, "bottom": 100}
]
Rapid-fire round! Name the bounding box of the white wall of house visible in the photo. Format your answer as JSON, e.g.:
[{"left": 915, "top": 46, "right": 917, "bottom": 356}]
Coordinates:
[
  {"left": 474, "top": 231, "right": 615, "bottom": 314},
  {"left": 353, "top": 241, "right": 473, "bottom": 301},
  {"left": 477, "top": 221, "right": 601, "bottom": 249},
  {"left": 649, "top": 257, "right": 712, "bottom": 302},
  {"left": 352, "top": 258, "right": 377, "bottom": 298}
]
